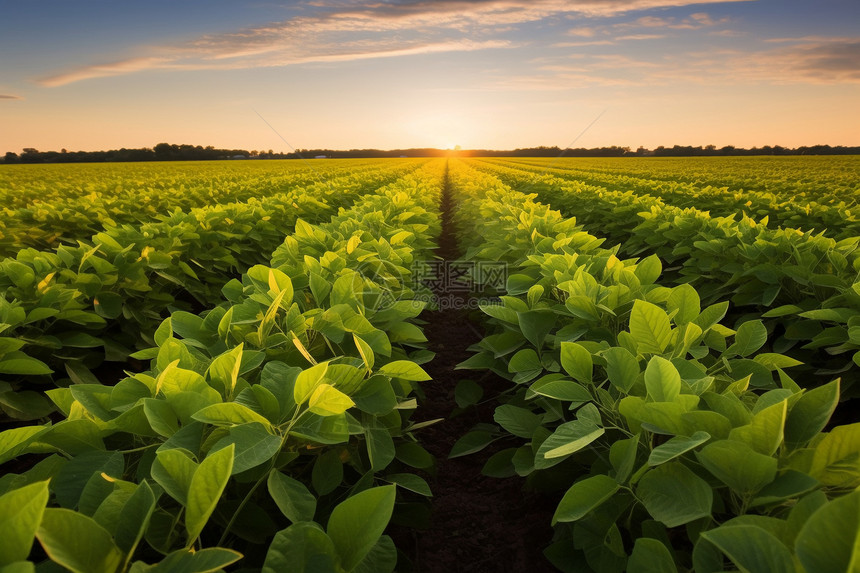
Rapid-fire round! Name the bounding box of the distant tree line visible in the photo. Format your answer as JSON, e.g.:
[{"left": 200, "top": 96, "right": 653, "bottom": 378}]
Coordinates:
[
  {"left": 3, "top": 143, "right": 859, "bottom": 164},
  {"left": 2, "top": 143, "right": 254, "bottom": 164}
]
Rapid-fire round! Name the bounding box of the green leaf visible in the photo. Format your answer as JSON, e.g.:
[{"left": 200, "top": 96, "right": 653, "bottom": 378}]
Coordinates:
[
  {"left": 518, "top": 310, "right": 556, "bottom": 350},
  {"left": 644, "top": 356, "right": 681, "bottom": 403},
  {"left": 186, "top": 444, "right": 234, "bottom": 543},
  {"left": 268, "top": 471, "right": 317, "bottom": 523},
  {"left": 648, "top": 431, "right": 710, "bottom": 466},
  {"left": 36, "top": 508, "right": 122, "bottom": 573},
  {"left": 697, "top": 440, "right": 777, "bottom": 495},
  {"left": 365, "top": 428, "right": 396, "bottom": 471},
  {"left": 353, "top": 535, "right": 396, "bottom": 573},
  {"left": 449, "top": 431, "right": 494, "bottom": 459},
  {"left": 113, "top": 481, "right": 156, "bottom": 556},
  {"left": 786, "top": 379, "right": 839, "bottom": 445},
  {"left": 4, "top": 262, "right": 35, "bottom": 288},
  {"left": 53, "top": 450, "right": 123, "bottom": 509},
  {"left": 727, "top": 320, "right": 767, "bottom": 357},
  {"left": 143, "top": 399, "right": 179, "bottom": 438},
  {"left": 693, "top": 301, "right": 729, "bottom": 330},
  {"left": 751, "top": 470, "right": 819, "bottom": 508},
  {"left": 351, "top": 376, "right": 396, "bottom": 415},
  {"left": 149, "top": 548, "right": 243, "bottom": 573},
  {"left": 728, "top": 400, "right": 787, "bottom": 456},
  {"left": 493, "top": 405, "right": 542, "bottom": 439},
  {"left": 609, "top": 434, "right": 640, "bottom": 484},
  {"left": 395, "top": 443, "right": 434, "bottom": 469},
  {"left": 210, "top": 423, "right": 282, "bottom": 474},
  {"left": 0, "top": 481, "right": 49, "bottom": 565},
  {"left": 294, "top": 362, "right": 330, "bottom": 405},
  {"left": 353, "top": 334, "right": 375, "bottom": 371},
  {"left": 795, "top": 488, "right": 860, "bottom": 573},
  {"left": 69, "top": 385, "right": 113, "bottom": 421},
  {"left": 312, "top": 450, "right": 343, "bottom": 496},
  {"left": 0, "top": 358, "right": 52, "bottom": 376},
  {"left": 810, "top": 422, "right": 860, "bottom": 488},
  {"left": 192, "top": 402, "right": 272, "bottom": 429},
  {"left": 666, "top": 284, "right": 700, "bottom": 326},
  {"left": 637, "top": 462, "right": 713, "bottom": 527},
  {"left": 0, "top": 426, "right": 48, "bottom": 466},
  {"left": 702, "top": 525, "right": 794, "bottom": 573},
  {"left": 206, "top": 344, "right": 243, "bottom": 398},
  {"left": 383, "top": 473, "right": 432, "bottom": 497},
  {"left": 290, "top": 413, "right": 349, "bottom": 446},
  {"left": 376, "top": 360, "right": 431, "bottom": 381},
  {"left": 308, "top": 384, "right": 355, "bottom": 417},
  {"left": 537, "top": 420, "right": 604, "bottom": 462},
  {"left": 151, "top": 449, "right": 197, "bottom": 506},
  {"left": 327, "top": 486, "right": 396, "bottom": 571},
  {"left": 552, "top": 475, "right": 619, "bottom": 525},
  {"left": 602, "top": 347, "right": 640, "bottom": 393},
  {"left": 529, "top": 376, "right": 591, "bottom": 403},
  {"left": 481, "top": 448, "right": 517, "bottom": 478},
  {"left": 629, "top": 300, "right": 672, "bottom": 354},
  {"left": 635, "top": 254, "right": 662, "bottom": 284},
  {"left": 268, "top": 267, "right": 293, "bottom": 301},
  {"left": 507, "top": 349, "right": 542, "bottom": 375},
  {"left": 628, "top": 538, "right": 678, "bottom": 573},
  {"left": 0, "top": 561, "right": 35, "bottom": 573},
  {"left": 454, "top": 379, "right": 483, "bottom": 408},
  {"left": 154, "top": 318, "right": 173, "bottom": 346},
  {"left": 263, "top": 522, "right": 336, "bottom": 573},
  {"left": 93, "top": 292, "right": 123, "bottom": 320},
  {"left": 560, "top": 342, "right": 592, "bottom": 384},
  {"left": 753, "top": 353, "right": 802, "bottom": 371}
]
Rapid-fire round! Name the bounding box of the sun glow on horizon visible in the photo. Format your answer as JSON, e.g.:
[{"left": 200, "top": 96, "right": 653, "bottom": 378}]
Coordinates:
[{"left": 1, "top": 1, "right": 858, "bottom": 152}]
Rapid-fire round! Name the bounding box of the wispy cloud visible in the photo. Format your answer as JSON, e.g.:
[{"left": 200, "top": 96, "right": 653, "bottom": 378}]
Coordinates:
[
  {"left": 764, "top": 39, "right": 860, "bottom": 82},
  {"left": 36, "top": 0, "right": 754, "bottom": 86},
  {"left": 0, "top": 94, "right": 23, "bottom": 100},
  {"left": 616, "top": 34, "right": 667, "bottom": 41},
  {"left": 568, "top": 27, "right": 598, "bottom": 38},
  {"left": 560, "top": 10, "right": 733, "bottom": 47},
  {"left": 625, "top": 12, "right": 731, "bottom": 30},
  {"left": 492, "top": 36, "right": 860, "bottom": 91},
  {"left": 554, "top": 40, "right": 615, "bottom": 47},
  {"left": 39, "top": 57, "right": 174, "bottom": 88}
]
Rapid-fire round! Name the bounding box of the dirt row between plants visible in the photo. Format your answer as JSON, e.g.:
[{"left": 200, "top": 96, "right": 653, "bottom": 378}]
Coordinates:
[{"left": 393, "top": 162, "right": 557, "bottom": 572}]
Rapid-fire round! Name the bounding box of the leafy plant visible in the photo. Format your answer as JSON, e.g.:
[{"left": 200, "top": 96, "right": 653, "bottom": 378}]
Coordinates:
[
  {"left": 0, "top": 160, "right": 445, "bottom": 570},
  {"left": 448, "top": 158, "right": 860, "bottom": 572}
]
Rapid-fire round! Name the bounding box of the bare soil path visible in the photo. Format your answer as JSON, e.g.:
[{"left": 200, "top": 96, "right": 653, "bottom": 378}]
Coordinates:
[{"left": 398, "top": 162, "right": 557, "bottom": 572}]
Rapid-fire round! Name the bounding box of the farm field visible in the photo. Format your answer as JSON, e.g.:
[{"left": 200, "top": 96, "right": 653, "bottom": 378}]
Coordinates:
[{"left": 2, "top": 155, "right": 860, "bottom": 572}]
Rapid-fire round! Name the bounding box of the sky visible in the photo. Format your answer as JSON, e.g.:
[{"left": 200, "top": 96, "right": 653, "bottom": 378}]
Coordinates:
[{"left": 1, "top": 0, "right": 858, "bottom": 152}]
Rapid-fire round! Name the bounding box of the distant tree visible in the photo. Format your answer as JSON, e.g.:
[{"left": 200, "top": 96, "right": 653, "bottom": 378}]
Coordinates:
[
  {"left": 154, "top": 142, "right": 174, "bottom": 160},
  {"left": 20, "top": 148, "right": 41, "bottom": 163},
  {"left": 3, "top": 151, "right": 19, "bottom": 164}
]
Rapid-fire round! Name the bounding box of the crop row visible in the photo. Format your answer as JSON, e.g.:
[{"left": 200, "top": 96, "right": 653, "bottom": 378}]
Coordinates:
[
  {"left": 0, "top": 159, "right": 447, "bottom": 571},
  {"left": 479, "top": 157, "right": 860, "bottom": 240},
  {"left": 0, "top": 160, "right": 421, "bottom": 257},
  {"left": 467, "top": 159, "right": 860, "bottom": 394},
  {"left": 0, "top": 161, "right": 426, "bottom": 422},
  {"left": 494, "top": 155, "right": 860, "bottom": 211},
  {"left": 447, "top": 158, "right": 860, "bottom": 572}
]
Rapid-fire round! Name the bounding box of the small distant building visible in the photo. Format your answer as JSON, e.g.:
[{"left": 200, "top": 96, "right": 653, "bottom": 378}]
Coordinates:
[
  {"left": 400, "top": 155, "right": 408, "bottom": 158},
  {"left": 315, "top": 155, "right": 328, "bottom": 159},
  {"left": 231, "top": 154, "right": 246, "bottom": 160}
]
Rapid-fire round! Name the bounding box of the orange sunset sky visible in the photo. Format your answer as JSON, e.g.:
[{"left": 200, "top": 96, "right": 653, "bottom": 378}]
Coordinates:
[{"left": 1, "top": 0, "right": 858, "bottom": 153}]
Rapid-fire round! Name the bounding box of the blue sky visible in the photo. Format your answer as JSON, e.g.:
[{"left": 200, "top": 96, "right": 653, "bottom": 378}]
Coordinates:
[{"left": 1, "top": 0, "right": 858, "bottom": 152}]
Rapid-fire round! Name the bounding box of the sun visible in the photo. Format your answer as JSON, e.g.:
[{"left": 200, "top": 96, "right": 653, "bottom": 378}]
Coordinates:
[{"left": 404, "top": 109, "right": 474, "bottom": 151}]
